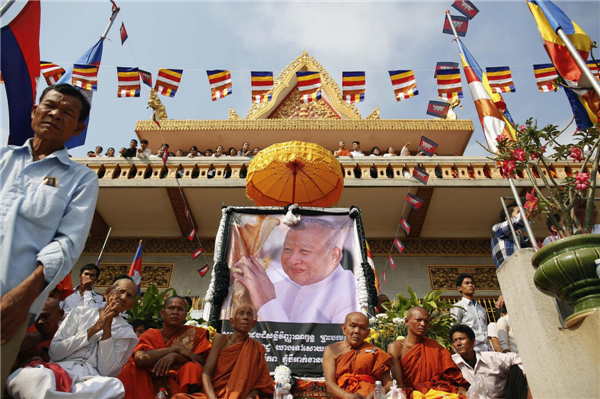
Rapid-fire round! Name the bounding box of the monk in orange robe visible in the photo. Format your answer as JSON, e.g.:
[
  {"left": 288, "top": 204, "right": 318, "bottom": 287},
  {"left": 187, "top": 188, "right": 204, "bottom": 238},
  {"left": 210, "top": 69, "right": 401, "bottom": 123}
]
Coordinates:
[
  {"left": 118, "top": 296, "right": 211, "bottom": 398},
  {"left": 173, "top": 304, "right": 274, "bottom": 399},
  {"left": 388, "top": 307, "right": 469, "bottom": 399},
  {"left": 323, "top": 312, "right": 392, "bottom": 398}
]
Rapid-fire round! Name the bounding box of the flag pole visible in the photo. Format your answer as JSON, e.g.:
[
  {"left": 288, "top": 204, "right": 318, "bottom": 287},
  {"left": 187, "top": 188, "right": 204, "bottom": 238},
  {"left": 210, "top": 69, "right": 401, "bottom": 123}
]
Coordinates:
[
  {"left": 0, "top": 0, "right": 16, "bottom": 17},
  {"left": 444, "top": 10, "right": 540, "bottom": 249},
  {"left": 101, "top": 5, "right": 120, "bottom": 39},
  {"left": 555, "top": 29, "right": 600, "bottom": 98},
  {"left": 95, "top": 227, "right": 112, "bottom": 266}
]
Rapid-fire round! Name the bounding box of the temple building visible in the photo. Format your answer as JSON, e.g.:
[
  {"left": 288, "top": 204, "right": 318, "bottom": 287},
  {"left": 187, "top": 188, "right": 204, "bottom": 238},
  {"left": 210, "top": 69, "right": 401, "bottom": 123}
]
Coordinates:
[{"left": 74, "top": 51, "right": 570, "bottom": 315}]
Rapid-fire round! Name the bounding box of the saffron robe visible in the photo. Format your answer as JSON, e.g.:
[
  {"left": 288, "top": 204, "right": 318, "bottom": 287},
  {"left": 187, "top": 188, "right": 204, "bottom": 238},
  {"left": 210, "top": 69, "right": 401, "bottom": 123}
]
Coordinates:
[
  {"left": 173, "top": 338, "right": 274, "bottom": 399},
  {"left": 400, "top": 337, "right": 469, "bottom": 398},
  {"left": 118, "top": 326, "right": 211, "bottom": 399},
  {"left": 335, "top": 343, "right": 392, "bottom": 396}
]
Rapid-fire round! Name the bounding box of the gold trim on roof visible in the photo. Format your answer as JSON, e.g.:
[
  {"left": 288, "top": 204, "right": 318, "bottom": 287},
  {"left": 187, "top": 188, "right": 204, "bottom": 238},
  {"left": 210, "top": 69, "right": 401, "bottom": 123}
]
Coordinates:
[
  {"left": 243, "top": 51, "right": 362, "bottom": 120},
  {"left": 135, "top": 118, "right": 474, "bottom": 132}
]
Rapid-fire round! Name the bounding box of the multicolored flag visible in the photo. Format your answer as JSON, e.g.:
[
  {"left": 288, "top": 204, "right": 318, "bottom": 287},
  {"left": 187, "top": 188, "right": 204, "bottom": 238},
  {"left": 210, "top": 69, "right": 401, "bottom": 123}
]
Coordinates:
[
  {"left": 198, "top": 264, "right": 210, "bottom": 277},
  {"left": 527, "top": 0, "right": 598, "bottom": 129},
  {"left": 366, "top": 242, "right": 381, "bottom": 293},
  {"left": 207, "top": 69, "right": 232, "bottom": 101},
  {"left": 128, "top": 240, "right": 143, "bottom": 292},
  {"left": 427, "top": 100, "right": 450, "bottom": 119},
  {"left": 419, "top": 136, "right": 438, "bottom": 157},
  {"left": 120, "top": 22, "right": 128, "bottom": 45},
  {"left": 443, "top": 15, "right": 469, "bottom": 37},
  {"left": 451, "top": 0, "right": 479, "bottom": 20},
  {"left": 72, "top": 64, "right": 99, "bottom": 91},
  {"left": 434, "top": 62, "right": 459, "bottom": 78},
  {"left": 1, "top": 0, "right": 40, "bottom": 146},
  {"left": 388, "top": 255, "right": 396, "bottom": 270},
  {"left": 155, "top": 68, "right": 183, "bottom": 97},
  {"left": 117, "top": 67, "right": 140, "bottom": 97},
  {"left": 437, "top": 68, "right": 463, "bottom": 101},
  {"left": 296, "top": 71, "right": 321, "bottom": 103},
  {"left": 251, "top": 71, "right": 273, "bottom": 103},
  {"left": 406, "top": 193, "right": 424, "bottom": 211},
  {"left": 587, "top": 60, "right": 600, "bottom": 80},
  {"left": 139, "top": 69, "right": 152, "bottom": 87},
  {"left": 192, "top": 247, "right": 204, "bottom": 260},
  {"left": 40, "top": 61, "right": 65, "bottom": 85},
  {"left": 400, "top": 217, "right": 410, "bottom": 235},
  {"left": 413, "top": 167, "right": 430, "bottom": 185},
  {"left": 342, "top": 71, "right": 366, "bottom": 103},
  {"left": 485, "top": 66, "right": 516, "bottom": 93},
  {"left": 389, "top": 70, "right": 418, "bottom": 101},
  {"left": 57, "top": 38, "right": 105, "bottom": 149},
  {"left": 188, "top": 227, "right": 196, "bottom": 241},
  {"left": 533, "top": 63, "right": 558, "bottom": 92},
  {"left": 394, "top": 238, "right": 405, "bottom": 254}
]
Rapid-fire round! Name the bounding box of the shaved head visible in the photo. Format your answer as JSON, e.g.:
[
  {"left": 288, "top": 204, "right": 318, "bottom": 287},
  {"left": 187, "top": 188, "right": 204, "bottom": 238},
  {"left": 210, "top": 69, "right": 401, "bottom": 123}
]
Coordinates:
[
  {"left": 233, "top": 303, "right": 257, "bottom": 320},
  {"left": 44, "top": 298, "right": 61, "bottom": 313},
  {"left": 342, "top": 312, "right": 370, "bottom": 348},
  {"left": 164, "top": 295, "right": 186, "bottom": 309},
  {"left": 344, "top": 312, "right": 369, "bottom": 325},
  {"left": 407, "top": 306, "right": 429, "bottom": 320},
  {"left": 35, "top": 298, "right": 63, "bottom": 338},
  {"left": 406, "top": 306, "right": 431, "bottom": 338}
]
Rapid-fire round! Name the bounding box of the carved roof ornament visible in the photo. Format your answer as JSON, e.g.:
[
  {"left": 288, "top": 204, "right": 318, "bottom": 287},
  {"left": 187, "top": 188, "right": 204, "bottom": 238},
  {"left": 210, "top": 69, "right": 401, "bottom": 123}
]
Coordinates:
[
  {"left": 446, "top": 98, "right": 462, "bottom": 121},
  {"left": 147, "top": 89, "right": 168, "bottom": 120},
  {"left": 366, "top": 107, "right": 380, "bottom": 120},
  {"left": 229, "top": 108, "right": 242, "bottom": 120},
  {"left": 245, "top": 51, "right": 363, "bottom": 120}
]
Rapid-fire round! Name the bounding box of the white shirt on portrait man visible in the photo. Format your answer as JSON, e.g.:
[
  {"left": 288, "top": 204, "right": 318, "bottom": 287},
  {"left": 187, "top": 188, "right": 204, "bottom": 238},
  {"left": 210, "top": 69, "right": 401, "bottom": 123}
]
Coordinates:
[
  {"left": 497, "top": 315, "right": 519, "bottom": 354},
  {"left": 452, "top": 351, "right": 524, "bottom": 399},
  {"left": 7, "top": 306, "right": 138, "bottom": 399},
  {"left": 451, "top": 297, "right": 491, "bottom": 352},
  {"left": 257, "top": 265, "right": 359, "bottom": 324}
]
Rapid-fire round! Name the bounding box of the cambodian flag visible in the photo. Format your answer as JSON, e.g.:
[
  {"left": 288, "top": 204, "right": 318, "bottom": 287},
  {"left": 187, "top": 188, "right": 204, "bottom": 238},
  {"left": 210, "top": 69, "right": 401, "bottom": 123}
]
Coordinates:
[
  {"left": 419, "top": 136, "right": 438, "bottom": 157},
  {"left": 128, "top": 240, "right": 143, "bottom": 291},
  {"left": 400, "top": 217, "right": 410, "bottom": 235},
  {"left": 443, "top": 15, "right": 469, "bottom": 37},
  {"left": 57, "top": 38, "right": 105, "bottom": 149},
  {"left": 452, "top": 0, "right": 479, "bottom": 20},
  {"left": 394, "top": 238, "right": 405, "bottom": 254},
  {"left": 1, "top": 1, "right": 40, "bottom": 146},
  {"left": 406, "top": 193, "right": 424, "bottom": 211},
  {"left": 413, "top": 167, "right": 430, "bottom": 185},
  {"left": 388, "top": 255, "right": 396, "bottom": 270}
]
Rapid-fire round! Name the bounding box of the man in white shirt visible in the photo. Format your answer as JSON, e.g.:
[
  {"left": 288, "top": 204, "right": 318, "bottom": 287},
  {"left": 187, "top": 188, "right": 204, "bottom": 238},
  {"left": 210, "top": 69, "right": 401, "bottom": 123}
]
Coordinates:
[
  {"left": 7, "top": 276, "right": 139, "bottom": 399},
  {"left": 350, "top": 141, "right": 364, "bottom": 157},
  {"left": 232, "top": 218, "right": 359, "bottom": 324},
  {"left": 62, "top": 264, "right": 105, "bottom": 315},
  {"left": 136, "top": 139, "right": 152, "bottom": 159},
  {"left": 450, "top": 324, "right": 527, "bottom": 399},
  {"left": 450, "top": 273, "right": 491, "bottom": 352},
  {"left": 496, "top": 308, "right": 518, "bottom": 354}
]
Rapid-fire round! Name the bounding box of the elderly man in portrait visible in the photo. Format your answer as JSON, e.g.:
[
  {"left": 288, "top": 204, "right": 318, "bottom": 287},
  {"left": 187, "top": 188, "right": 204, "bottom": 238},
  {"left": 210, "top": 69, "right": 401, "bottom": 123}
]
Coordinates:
[
  {"left": 0, "top": 84, "right": 99, "bottom": 389},
  {"left": 233, "top": 218, "right": 360, "bottom": 324}
]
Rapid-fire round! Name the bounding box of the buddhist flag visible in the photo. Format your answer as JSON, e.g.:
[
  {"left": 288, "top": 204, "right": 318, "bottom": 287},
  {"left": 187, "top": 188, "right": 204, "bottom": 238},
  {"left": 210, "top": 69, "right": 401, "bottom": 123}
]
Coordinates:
[
  {"left": 128, "top": 240, "right": 143, "bottom": 292},
  {"left": 296, "top": 71, "right": 321, "bottom": 103},
  {"left": 198, "top": 264, "right": 210, "bottom": 277},
  {"left": 419, "top": 136, "right": 438, "bottom": 157},
  {"left": 139, "top": 69, "right": 152, "bottom": 87},
  {"left": 1, "top": 0, "right": 40, "bottom": 146},
  {"left": 413, "top": 167, "right": 430, "bottom": 185},
  {"left": 155, "top": 68, "right": 183, "bottom": 97},
  {"left": 459, "top": 39, "right": 516, "bottom": 152},
  {"left": 389, "top": 70, "right": 418, "bottom": 101},
  {"left": 587, "top": 60, "right": 599, "bottom": 80},
  {"left": 342, "top": 71, "right": 366, "bottom": 104},
  {"left": 400, "top": 217, "right": 410, "bottom": 235},
  {"left": 443, "top": 15, "right": 469, "bottom": 37},
  {"left": 192, "top": 247, "right": 204, "bottom": 260},
  {"left": 388, "top": 255, "right": 396, "bottom": 270},
  {"left": 427, "top": 100, "right": 450, "bottom": 119},
  {"left": 485, "top": 66, "right": 516, "bottom": 93},
  {"left": 117, "top": 67, "right": 140, "bottom": 98},
  {"left": 452, "top": 0, "right": 479, "bottom": 20},
  {"left": 437, "top": 68, "right": 463, "bottom": 101},
  {"left": 120, "top": 22, "right": 128, "bottom": 45},
  {"left": 533, "top": 63, "right": 558, "bottom": 92},
  {"left": 251, "top": 71, "right": 273, "bottom": 103},
  {"left": 72, "top": 64, "right": 99, "bottom": 91},
  {"left": 394, "top": 238, "right": 405, "bottom": 254},
  {"left": 434, "top": 62, "right": 459, "bottom": 78},
  {"left": 406, "top": 193, "right": 424, "bottom": 211},
  {"left": 40, "top": 62, "right": 65, "bottom": 85},
  {"left": 207, "top": 69, "right": 232, "bottom": 101}
]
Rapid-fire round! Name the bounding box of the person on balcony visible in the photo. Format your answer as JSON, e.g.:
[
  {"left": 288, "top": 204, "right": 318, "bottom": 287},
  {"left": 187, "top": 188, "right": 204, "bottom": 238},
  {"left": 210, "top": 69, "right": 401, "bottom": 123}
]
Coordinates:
[
  {"left": 105, "top": 147, "right": 115, "bottom": 157},
  {"left": 383, "top": 146, "right": 396, "bottom": 157},
  {"left": 491, "top": 203, "right": 531, "bottom": 269},
  {"left": 137, "top": 139, "right": 152, "bottom": 159},
  {"left": 124, "top": 139, "right": 138, "bottom": 158},
  {"left": 187, "top": 146, "right": 201, "bottom": 158},
  {"left": 351, "top": 141, "right": 364, "bottom": 157},
  {"left": 239, "top": 142, "right": 251, "bottom": 157},
  {"left": 334, "top": 141, "right": 351, "bottom": 157},
  {"left": 370, "top": 146, "right": 381, "bottom": 156}
]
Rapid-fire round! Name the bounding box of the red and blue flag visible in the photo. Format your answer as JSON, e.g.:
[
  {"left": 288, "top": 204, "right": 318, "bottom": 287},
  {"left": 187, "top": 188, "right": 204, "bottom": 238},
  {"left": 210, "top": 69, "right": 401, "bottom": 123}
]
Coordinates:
[
  {"left": 192, "top": 247, "right": 204, "bottom": 260},
  {"left": 120, "top": 22, "right": 128, "bottom": 45},
  {"left": 128, "top": 240, "right": 143, "bottom": 292},
  {"left": 413, "top": 167, "right": 430, "bottom": 185},
  {"left": 406, "top": 193, "right": 424, "bottom": 211},
  {"left": 400, "top": 217, "right": 410, "bottom": 235},
  {"left": 427, "top": 101, "right": 450, "bottom": 119},
  {"left": 443, "top": 15, "right": 469, "bottom": 37},
  {"left": 394, "top": 238, "right": 405, "bottom": 254},
  {"left": 434, "top": 62, "right": 459, "bottom": 78},
  {"left": 1, "top": 0, "right": 40, "bottom": 146},
  {"left": 451, "top": 0, "right": 479, "bottom": 20},
  {"left": 188, "top": 227, "right": 196, "bottom": 241},
  {"left": 388, "top": 255, "right": 396, "bottom": 270},
  {"left": 139, "top": 70, "right": 152, "bottom": 87},
  {"left": 198, "top": 264, "right": 210, "bottom": 277},
  {"left": 419, "top": 136, "right": 438, "bottom": 157}
]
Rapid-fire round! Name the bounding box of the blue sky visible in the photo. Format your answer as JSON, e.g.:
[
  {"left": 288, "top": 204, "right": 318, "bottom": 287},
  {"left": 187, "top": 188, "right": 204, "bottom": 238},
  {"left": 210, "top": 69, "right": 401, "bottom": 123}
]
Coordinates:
[{"left": 1, "top": 0, "right": 598, "bottom": 156}]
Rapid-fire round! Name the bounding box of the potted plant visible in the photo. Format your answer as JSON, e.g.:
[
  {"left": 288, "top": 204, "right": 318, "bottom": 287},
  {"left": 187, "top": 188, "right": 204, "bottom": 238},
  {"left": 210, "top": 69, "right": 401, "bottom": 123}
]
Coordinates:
[{"left": 494, "top": 119, "right": 600, "bottom": 327}]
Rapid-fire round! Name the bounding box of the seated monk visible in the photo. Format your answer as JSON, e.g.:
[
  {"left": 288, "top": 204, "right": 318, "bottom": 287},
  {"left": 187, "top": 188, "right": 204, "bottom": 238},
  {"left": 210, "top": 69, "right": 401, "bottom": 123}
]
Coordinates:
[
  {"left": 323, "top": 312, "right": 393, "bottom": 398},
  {"left": 387, "top": 307, "right": 469, "bottom": 399},
  {"left": 173, "top": 304, "right": 274, "bottom": 399},
  {"left": 118, "top": 296, "right": 211, "bottom": 398},
  {"left": 13, "top": 298, "right": 63, "bottom": 371}
]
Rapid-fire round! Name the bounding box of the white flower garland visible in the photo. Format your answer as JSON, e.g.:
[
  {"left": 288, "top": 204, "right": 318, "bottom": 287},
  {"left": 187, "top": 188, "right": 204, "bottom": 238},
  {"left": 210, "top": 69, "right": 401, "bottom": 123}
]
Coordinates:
[
  {"left": 274, "top": 366, "right": 293, "bottom": 399},
  {"left": 352, "top": 218, "right": 370, "bottom": 314}
]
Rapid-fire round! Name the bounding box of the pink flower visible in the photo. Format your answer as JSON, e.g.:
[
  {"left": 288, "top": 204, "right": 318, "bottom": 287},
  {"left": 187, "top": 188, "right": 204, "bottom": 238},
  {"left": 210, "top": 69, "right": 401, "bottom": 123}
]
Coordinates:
[
  {"left": 570, "top": 147, "right": 583, "bottom": 162},
  {"left": 530, "top": 146, "right": 546, "bottom": 160},
  {"left": 512, "top": 148, "right": 526, "bottom": 162},
  {"left": 519, "top": 125, "right": 527, "bottom": 132},
  {"left": 524, "top": 189, "right": 539, "bottom": 215},
  {"left": 575, "top": 172, "right": 590, "bottom": 191},
  {"left": 502, "top": 159, "right": 516, "bottom": 178},
  {"left": 496, "top": 134, "right": 508, "bottom": 143}
]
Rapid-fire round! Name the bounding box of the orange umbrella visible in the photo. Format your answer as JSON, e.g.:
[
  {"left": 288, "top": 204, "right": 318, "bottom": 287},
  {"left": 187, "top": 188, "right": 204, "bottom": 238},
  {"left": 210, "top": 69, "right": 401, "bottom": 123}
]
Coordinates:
[{"left": 246, "top": 141, "right": 344, "bottom": 207}]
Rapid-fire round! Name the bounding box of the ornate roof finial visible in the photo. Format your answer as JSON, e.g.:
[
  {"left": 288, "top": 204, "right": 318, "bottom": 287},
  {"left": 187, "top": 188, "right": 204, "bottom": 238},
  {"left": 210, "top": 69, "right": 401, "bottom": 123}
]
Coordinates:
[
  {"left": 366, "top": 106, "right": 380, "bottom": 120},
  {"left": 229, "top": 108, "right": 242, "bottom": 120},
  {"left": 147, "top": 89, "right": 168, "bottom": 120}
]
